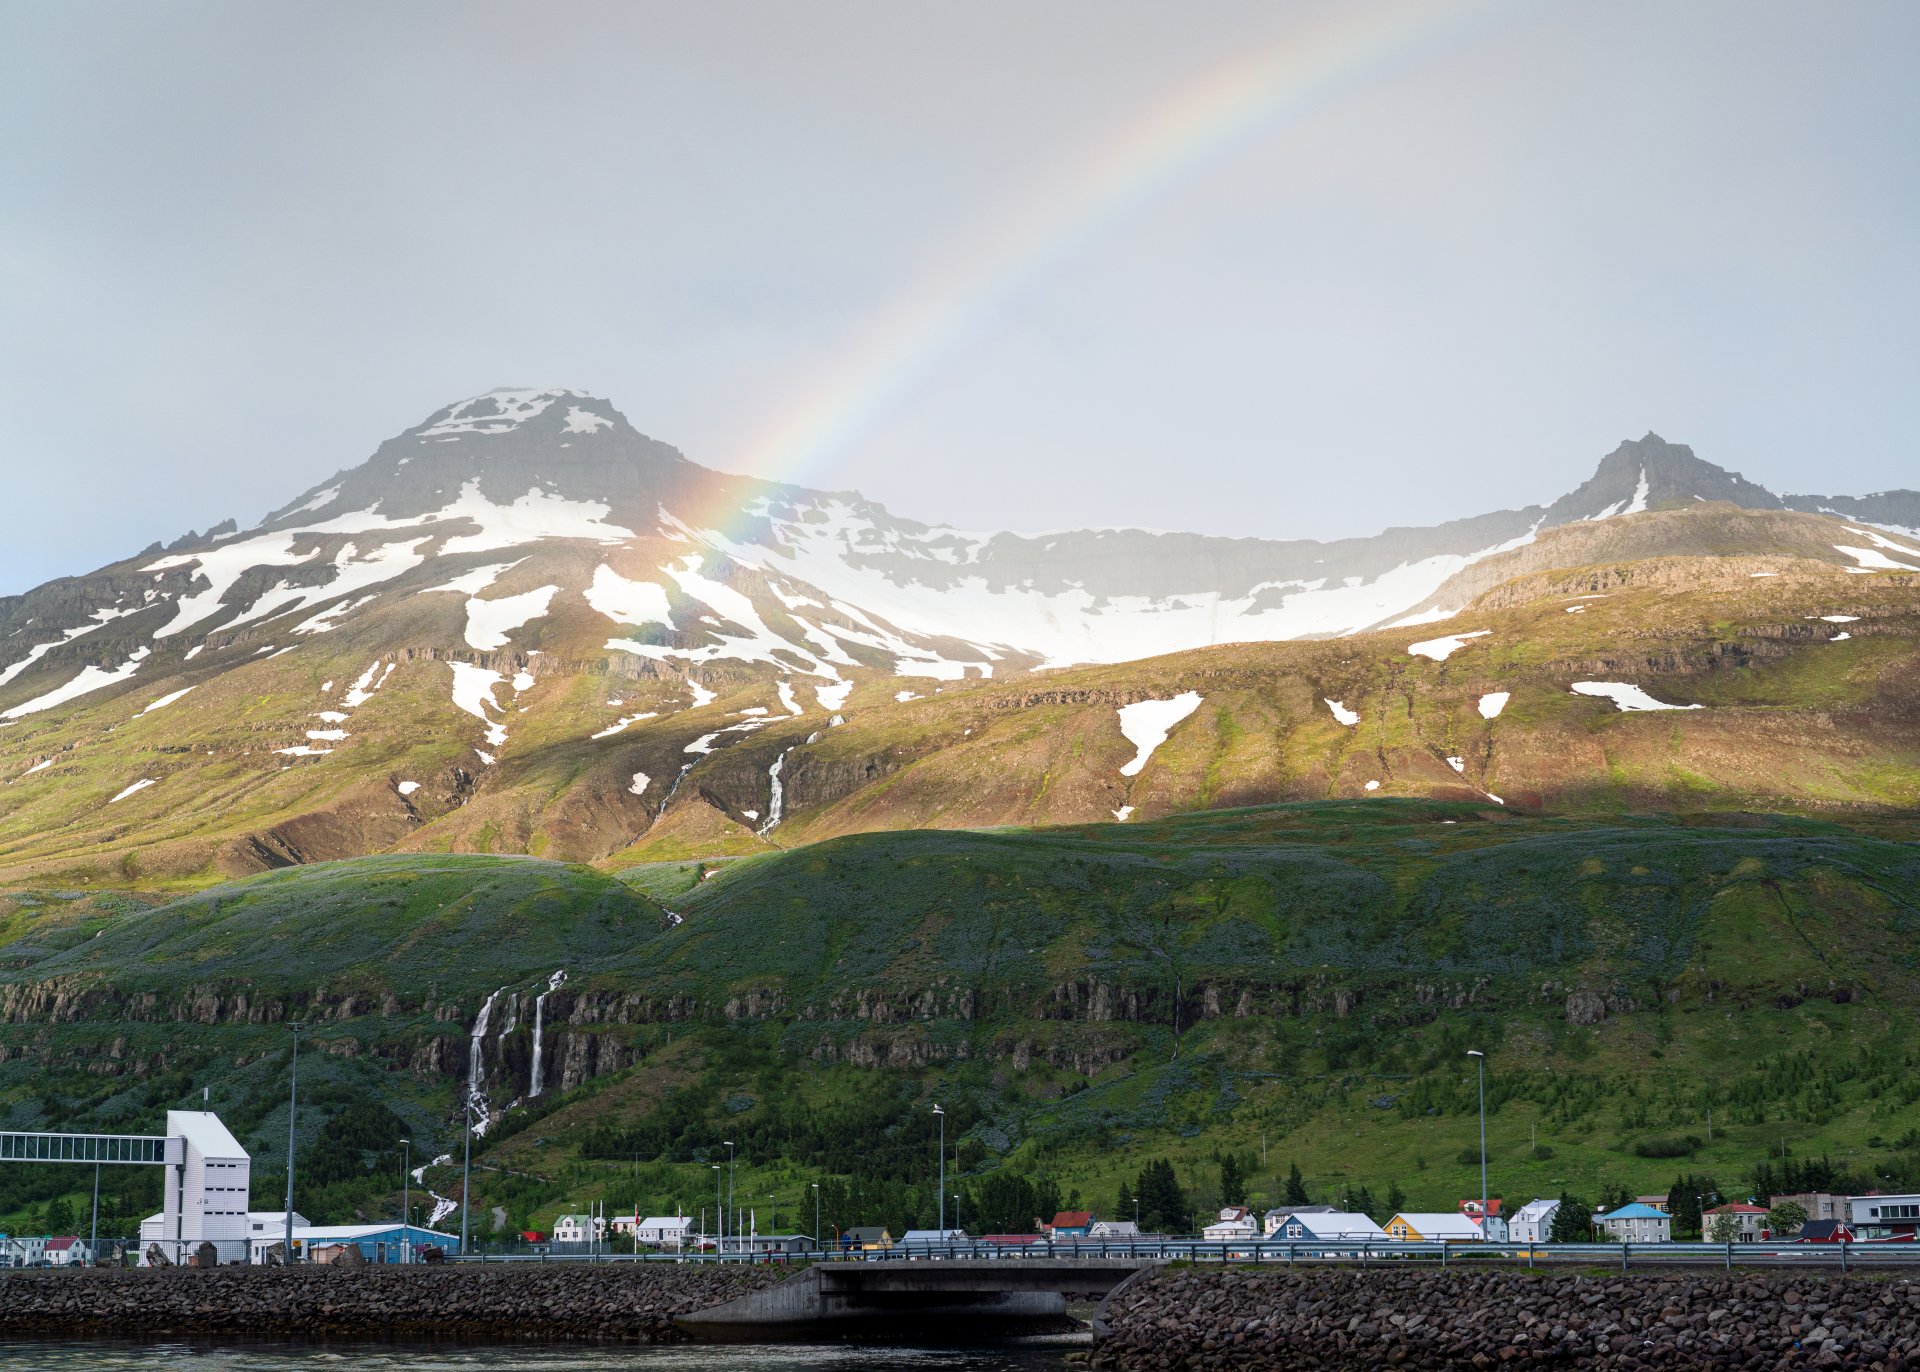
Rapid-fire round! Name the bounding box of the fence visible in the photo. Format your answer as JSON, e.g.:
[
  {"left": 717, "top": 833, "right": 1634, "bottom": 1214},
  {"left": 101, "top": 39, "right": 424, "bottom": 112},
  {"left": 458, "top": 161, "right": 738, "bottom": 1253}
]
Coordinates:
[{"left": 451, "top": 1236, "right": 1920, "bottom": 1270}]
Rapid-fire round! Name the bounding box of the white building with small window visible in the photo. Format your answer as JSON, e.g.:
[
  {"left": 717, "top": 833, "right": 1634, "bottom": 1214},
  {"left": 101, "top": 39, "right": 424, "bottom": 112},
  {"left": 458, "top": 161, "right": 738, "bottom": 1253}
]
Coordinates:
[
  {"left": 1851, "top": 1193, "right": 1920, "bottom": 1238},
  {"left": 1508, "top": 1198, "right": 1560, "bottom": 1245},
  {"left": 552, "top": 1213, "right": 605, "bottom": 1244}
]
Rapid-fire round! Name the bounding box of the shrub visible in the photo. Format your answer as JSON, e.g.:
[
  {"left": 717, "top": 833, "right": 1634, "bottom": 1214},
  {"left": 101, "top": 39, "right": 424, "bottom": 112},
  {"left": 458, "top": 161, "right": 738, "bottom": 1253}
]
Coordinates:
[{"left": 1632, "top": 1134, "right": 1702, "bottom": 1159}]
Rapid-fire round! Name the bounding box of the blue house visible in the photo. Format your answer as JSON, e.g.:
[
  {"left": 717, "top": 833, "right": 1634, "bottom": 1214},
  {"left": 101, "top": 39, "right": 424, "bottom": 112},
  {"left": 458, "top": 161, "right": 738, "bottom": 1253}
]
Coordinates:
[{"left": 1268, "top": 1211, "right": 1389, "bottom": 1243}]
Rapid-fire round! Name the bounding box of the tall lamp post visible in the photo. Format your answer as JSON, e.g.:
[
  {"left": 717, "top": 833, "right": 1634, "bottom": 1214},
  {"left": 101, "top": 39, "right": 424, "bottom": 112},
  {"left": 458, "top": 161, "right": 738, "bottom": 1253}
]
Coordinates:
[
  {"left": 399, "top": 1137, "right": 411, "bottom": 1265},
  {"left": 284, "top": 1022, "right": 305, "bottom": 1265},
  {"left": 1467, "top": 1049, "right": 1488, "bottom": 1230},
  {"left": 711, "top": 1165, "right": 722, "bottom": 1256},
  {"left": 724, "top": 1141, "right": 735, "bottom": 1255},
  {"left": 460, "top": 1098, "right": 475, "bottom": 1258},
  {"left": 812, "top": 1182, "right": 820, "bottom": 1250},
  {"left": 932, "top": 1103, "right": 946, "bottom": 1232}
]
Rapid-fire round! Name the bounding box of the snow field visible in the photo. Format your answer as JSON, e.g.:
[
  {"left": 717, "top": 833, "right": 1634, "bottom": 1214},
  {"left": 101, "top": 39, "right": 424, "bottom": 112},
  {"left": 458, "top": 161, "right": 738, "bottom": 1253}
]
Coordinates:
[
  {"left": 1406, "top": 630, "right": 1489, "bottom": 662},
  {"left": 1570, "top": 682, "right": 1703, "bottom": 712},
  {"left": 140, "top": 686, "right": 195, "bottom": 714},
  {"left": 1323, "top": 698, "right": 1359, "bottom": 727},
  {"left": 1477, "top": 692, "right": 1510, "bottom": 720},
  {"left": 463, "top": 584, "right": 557, "bottom": 650},
  {"left": 1116, "top": 692, "right": 1204, "bottom": 777}
]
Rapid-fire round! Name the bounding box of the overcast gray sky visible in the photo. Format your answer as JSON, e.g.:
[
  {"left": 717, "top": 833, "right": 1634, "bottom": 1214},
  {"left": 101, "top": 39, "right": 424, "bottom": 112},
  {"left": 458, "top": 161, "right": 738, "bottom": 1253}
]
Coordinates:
[{"left": 3, "top": 0, "right": 1916, "bottom": 594}]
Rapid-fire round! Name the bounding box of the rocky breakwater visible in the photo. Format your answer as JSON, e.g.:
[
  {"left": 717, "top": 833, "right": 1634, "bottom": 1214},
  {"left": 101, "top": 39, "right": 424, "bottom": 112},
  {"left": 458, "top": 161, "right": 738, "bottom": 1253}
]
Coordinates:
[
  {"left": 0, "top": 1263, "right": 791, "bottom": 1342},
  {"left": 1088, "top": 1267, "right": 1920, "bottom": 1370}
]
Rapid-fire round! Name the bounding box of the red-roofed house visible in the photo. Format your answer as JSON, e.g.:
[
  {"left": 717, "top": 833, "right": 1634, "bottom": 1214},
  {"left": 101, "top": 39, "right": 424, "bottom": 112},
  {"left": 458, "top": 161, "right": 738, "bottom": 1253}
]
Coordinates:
[
  {"left": 43, "top": 1236, "right": 91, "bottom": 1267},
  {"left": 1458, "top": 1198, "right": 1507, "bottom": 1242}
]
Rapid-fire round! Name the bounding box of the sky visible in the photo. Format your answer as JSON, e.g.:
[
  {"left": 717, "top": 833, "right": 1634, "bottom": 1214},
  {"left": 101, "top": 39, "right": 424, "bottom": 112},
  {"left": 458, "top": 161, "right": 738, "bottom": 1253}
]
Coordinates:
[{"left": 2, "top": 0, "right": 1917, "bottom": 594}]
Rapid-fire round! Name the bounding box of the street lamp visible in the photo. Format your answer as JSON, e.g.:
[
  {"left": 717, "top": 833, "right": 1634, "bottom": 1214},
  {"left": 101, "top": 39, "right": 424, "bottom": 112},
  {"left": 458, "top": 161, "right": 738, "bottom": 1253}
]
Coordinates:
[
  {"left": 284, "top": 1022, "right": 305, "bottom": 1265},
  {"left": 460, "top": 1098, "right": 476, "bottom": 1258},
  {"left": 400, "top": 1137, "right": 411, "bottom": 1265},
  {"left": 932, "top": 1104, "right": 946, "bottom": 1232},
  {"left": 1467, "top": 1049, "right": 1488, "bottom": 1232},
  {"left": 812, "top": 1182, "right": 820, "bottom": 1250},
  {"left": 712, "top": 1165, "right": 722, "bottom": 1256},
  {"left": 724, "top": 1141, "right": 735, "bottom": 1255}
]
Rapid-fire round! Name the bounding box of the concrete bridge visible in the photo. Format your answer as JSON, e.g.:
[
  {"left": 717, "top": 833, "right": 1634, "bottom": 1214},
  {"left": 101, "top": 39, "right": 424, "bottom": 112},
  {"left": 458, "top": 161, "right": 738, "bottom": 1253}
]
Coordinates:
[{"left": 674, "top": 1257, "right": 1160, "bottom": 1340}]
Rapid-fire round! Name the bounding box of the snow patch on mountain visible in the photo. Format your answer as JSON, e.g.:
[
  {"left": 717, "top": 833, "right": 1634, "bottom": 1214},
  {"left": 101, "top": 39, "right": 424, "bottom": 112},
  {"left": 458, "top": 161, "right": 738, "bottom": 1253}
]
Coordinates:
[
  {"left": 1324, "top": 698, "right": 1359, "bottom": 727},
  {"left": 418, "top": 388, "right": 572, "bottom": 438},
  {"left": 426, "top": 561, "right": 524, "bottom": 597},
  {"left": 1477, "top": 691, "right": 1510, "bottom": 720},
  {"left": 1116, "top": 691, "right": 1203, "bottom": 777},
  {"left": 1571, "top": 682, "right": 1703, "bottom": 712},
  {"left": 1407, "top": 630, "right": 1490, "bottom": 662},
  {"left": 585, "top": 565, "right": 674, "bottom": 628},
  {"left": 2, "top": 647, "right": 151, "bottom": 721},
  {"left": 109, "top": 778, "right": 157, "bottom": 803},
  {"left": 0, "top": 607, "right": 141, "bottom": 688},
  {"left": 464, "top": 585, "right": 557, "bottom": 651},
  {"left": 140, "top": 686, "right": 195, "bottom": 714},
  {"left": 449, "top": 662, "right": 511, "bottom": 756},
  {"left": 591, "top": 711, "right": 658, "bottom": 740}
]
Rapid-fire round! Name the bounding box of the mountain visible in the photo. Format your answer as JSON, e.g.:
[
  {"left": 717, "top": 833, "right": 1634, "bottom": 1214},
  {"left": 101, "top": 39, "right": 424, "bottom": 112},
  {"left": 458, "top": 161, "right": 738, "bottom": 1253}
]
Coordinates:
[
  {"left": 2, "top": 390, "right": 1919, "bottom": 1242},
  {"left": 1, "top": 389, "right": 1917, "bottom": 886}
]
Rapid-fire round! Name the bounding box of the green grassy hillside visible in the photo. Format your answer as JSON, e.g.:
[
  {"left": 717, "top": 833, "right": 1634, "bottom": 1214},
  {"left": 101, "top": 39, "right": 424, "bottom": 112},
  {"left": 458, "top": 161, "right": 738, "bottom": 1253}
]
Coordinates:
[{"left": 0, "top": 805, "right": 1917, "bottom": 1242}]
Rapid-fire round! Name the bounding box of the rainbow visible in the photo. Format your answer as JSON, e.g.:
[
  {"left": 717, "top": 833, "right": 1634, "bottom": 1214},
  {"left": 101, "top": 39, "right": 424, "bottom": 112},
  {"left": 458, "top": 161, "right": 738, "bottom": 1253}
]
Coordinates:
[{"left": 696, "top": 0, "right": 1513, "bottom": 524}]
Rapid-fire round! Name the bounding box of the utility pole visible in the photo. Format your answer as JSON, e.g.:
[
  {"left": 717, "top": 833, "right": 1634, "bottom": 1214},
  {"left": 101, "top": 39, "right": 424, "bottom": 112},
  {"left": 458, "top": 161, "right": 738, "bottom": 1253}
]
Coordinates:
[
  {"left": 724, "top": 1141, "right": 735, "bottom": 1255},
  {"left": 812, "top": 1182, "right": 820, "bottom": 1249},
  {"left": 400, "top": 1137, "right": 411, "bottom": 1264},
  {"left": 90, "top": 1162, "right": 100, "bottom": 1265},
  {"left": 284, "top": 1022, "right": 305, "bottom": 1265},
  {"left": 932, "top": 1103, "right": 946, "bottom": 1232},
  {"left": 712, "top": 1165, "right": 722, "bottom": 1256},
  {"left": 1468, "top": 1049, "right": 1488, "bottom": 1234}
]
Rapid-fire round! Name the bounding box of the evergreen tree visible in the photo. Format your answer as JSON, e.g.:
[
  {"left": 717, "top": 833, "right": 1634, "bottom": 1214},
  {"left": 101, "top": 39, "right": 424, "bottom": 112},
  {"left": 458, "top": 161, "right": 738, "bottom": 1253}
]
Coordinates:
[
  {"left": 43, "top": 1195, "right": 73, "bottom": 1234},
  {"left": 1284, "top": 1162, "right": 1309, "bottom": 1206},
  {"left": 1219, "top": 1153, "right": 1248, "bottom": 1207},
  {"left": 1386, "top": 1180, "right": 1406, "bottom": 1215},
  {"left": 1135, "top": 1159, "right": 1188, "bottom": 1234},
  {"left": 1548, "top": 1192, "right": 1591, "bottom": 1244},
  {"left": 1114, "top": 1178, "right": 1135, "bottom": 1225}
]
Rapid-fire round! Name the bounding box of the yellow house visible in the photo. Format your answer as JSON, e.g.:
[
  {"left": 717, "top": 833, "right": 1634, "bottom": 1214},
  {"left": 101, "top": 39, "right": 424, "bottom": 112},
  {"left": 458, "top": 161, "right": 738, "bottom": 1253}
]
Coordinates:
[{"left": 1385, "top": 1212, "right": 1485, "bottom": 1242}]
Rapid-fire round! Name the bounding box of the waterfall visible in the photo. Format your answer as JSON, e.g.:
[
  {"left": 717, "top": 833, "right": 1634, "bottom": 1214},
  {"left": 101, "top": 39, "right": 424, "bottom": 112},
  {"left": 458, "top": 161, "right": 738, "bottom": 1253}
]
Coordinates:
[
  {"left": 660, "top": 761, "right": 695, "bottom": 811},
  {"left": 756, "top": 748, "right": 794, "bottom": 837},
  {"left": 528, "top": 969, "right": 568, "bottom": 1098},
  {"left": 495, "top": 992, "right": 519, "bottom": 1049},
  {"left": 414, "top": 1153, "right": 457, "bottom": 1227},
  {"left": 467, "top": 987, "right": 504, "bottom": 1130}
]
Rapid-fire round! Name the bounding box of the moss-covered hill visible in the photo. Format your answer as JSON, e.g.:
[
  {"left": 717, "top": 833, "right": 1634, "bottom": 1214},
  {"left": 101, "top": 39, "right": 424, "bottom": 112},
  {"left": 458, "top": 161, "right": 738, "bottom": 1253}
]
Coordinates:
[{"left": 1, "top": 803, "right": 1917, "bottom": 1239}]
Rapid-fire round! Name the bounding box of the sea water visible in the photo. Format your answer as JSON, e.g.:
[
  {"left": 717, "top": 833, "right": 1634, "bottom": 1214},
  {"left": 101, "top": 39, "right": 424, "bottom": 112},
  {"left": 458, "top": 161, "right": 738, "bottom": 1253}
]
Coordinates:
[{"left": 0, "top": 1338, "right": 1080, "bottom": 1370}]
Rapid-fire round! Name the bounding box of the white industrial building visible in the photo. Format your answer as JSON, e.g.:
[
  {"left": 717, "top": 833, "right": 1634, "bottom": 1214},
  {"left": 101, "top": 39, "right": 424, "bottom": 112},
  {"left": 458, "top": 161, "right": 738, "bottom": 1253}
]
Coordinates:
[{"left": 131, "top": 1111, "right": 255, "bottom": 1264}]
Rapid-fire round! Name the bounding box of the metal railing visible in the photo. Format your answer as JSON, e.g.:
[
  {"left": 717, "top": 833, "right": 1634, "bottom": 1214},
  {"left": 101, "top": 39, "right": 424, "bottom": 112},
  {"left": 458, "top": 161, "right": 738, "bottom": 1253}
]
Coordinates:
[{"left": 450, "top": 1236, "right": 1920, "bottom": 1269}]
